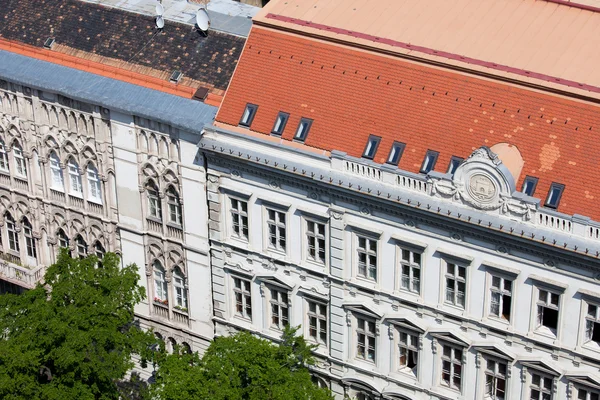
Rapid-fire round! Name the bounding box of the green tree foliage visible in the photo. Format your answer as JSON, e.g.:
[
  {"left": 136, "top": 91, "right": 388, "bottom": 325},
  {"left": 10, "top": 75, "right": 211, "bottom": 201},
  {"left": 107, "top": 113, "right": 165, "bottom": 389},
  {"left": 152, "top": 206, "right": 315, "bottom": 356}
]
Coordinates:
[
  {"left": 151, "top": 326, "right": 334, "bottom": 400},
  {"left": 0, "top": 249, "right": 156, "bottom": 400}
]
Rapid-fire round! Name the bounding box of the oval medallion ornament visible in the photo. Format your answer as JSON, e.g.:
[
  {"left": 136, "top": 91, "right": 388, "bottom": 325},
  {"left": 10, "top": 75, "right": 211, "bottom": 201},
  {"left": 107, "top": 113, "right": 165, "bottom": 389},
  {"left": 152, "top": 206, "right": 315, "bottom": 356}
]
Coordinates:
[{"left": 467, "top": 174, "right": 497, "bottom": 203}]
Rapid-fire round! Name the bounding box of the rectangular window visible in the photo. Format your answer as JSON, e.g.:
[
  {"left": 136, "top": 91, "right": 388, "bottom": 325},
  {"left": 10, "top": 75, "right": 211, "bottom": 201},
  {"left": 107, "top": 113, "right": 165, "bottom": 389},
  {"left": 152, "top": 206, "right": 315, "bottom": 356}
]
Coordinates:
[
  {"left": 585, "top": 303, "right": 600, "bottom": 345},
  {"left": 24, "top": 225, "right": 36, "bottom": 259},
  {"left": 445, "top": 263, "right": 466, "bottom": 308},
  {"left": 6, "top": 220, "right": 18, "bottom": 252},
  {"left": 545, "top": 183, "right": 564, "bottom": 209},
  {"left": 356, "top": 317, "right": 376, "bottom": 362},
  {"left": 578, "top": 388, "right": 600, "bottom": 400},
  {"left": 441, "top": 344, "right": 463, "bottom": 391},
  {"left": 266, "top": 208, "right": 286, "bottom": 251},
  {"left": 387, "top": 141, "right": 405, "bottom": 166},
  {"left": 233, "top": 277, "right": 252, "bottom": 320},
  {"left": 357, "top": 235, "right": 377, "bottom": 281},
  {"left": 362, "top": 135, "right": 381, "bottom": 159},
  {"left": 230, "top": 198, "right": 249, "bottom": 240},
  {"left": 0, "top": 142, "right": 8, "bottom": 172},
  {"left": 420, "top": 150, "right": 439, "bottom": 173},
  {"left": 13, "top": 147, "right": 27, "bottom": 177},
  {"left": 489, "top": 275, "right": 512, "bottom": 321},
  {"left": 239, "top": 103, "right": 258, "bottom": 127},
  {"left": 306, "top": 220, "right": 326, "bottom": 264},
  {"left": 530, "top": 372, "right": 553, "bottom": 400},
  {"left": 399, "top": 248, "right": 421, "bottom": 294},
  {"left": 522, "top": 176, "right": 539, "bottom": 196},
  {"left": 271, "top": 112, "right": 289, "bottom": 136},
  {"left": 148, "top": 188, "right": 162, "bottom": 220},
  {"left": 536, "top": 289, "right": 560, "bottom": 335},
  {"left": 307, "top": 300, "right": 327, "bottom": 345},
  {"left": 398, "top": 329, "right": 419, "bottom": 375},
  {"left": 294, "top": 118, "right": 313, "bottom": 142},
  {"left": 485, "top": 358, "right": 507, "bottom": 400},
  {"left": 68, "top": 162, "right": 83, "bottom": 195},
  {"left": 50, "top": 155, "right": 64, "bottom": 191},
  {"left": 447, "top": 156, "right": 463, "bottom": 174},
  {"left": 270, "top": 287, "right": 289, "bottom": 330}
]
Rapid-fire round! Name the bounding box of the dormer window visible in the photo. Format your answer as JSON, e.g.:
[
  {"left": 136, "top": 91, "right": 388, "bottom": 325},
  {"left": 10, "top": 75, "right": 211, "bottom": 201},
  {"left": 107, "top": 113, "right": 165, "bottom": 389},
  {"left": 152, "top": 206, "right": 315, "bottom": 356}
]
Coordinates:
[
  {"left": 294, "top": 118, "right": 313, "bottom": 142},
  {"left": 447, "top": 156, "right": 463, "bottom": 174},
  {"left": 420, "top": 150, "right": 439, "bottom": 174},
  {"left": 271, "top": 112, "right": 289, "bottom": 136},
  {"left": 387, "top": 141, "right": 405, "bottom": 166},
  {"left": 545, "top": 183, "right": 564, "bottom": 209},
  {"left": 522, "top": 176, "right": 538, "bottom": 196},
  {"left": 239, "top": 103, "right": 258, "bottom": 127},
  {"left": 362, "top": 135, "right": 381, "bottom": 160}
]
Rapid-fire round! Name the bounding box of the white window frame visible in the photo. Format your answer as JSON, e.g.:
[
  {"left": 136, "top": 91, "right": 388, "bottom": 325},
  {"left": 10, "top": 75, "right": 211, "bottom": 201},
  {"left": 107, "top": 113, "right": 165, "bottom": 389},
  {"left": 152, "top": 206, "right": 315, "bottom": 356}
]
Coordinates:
[
  {"left": 305, "top": 218, "right": 327, "bottom": 265},
  {"left": 67, "top": 158, "right": 83, "bottom": 196},
  {"left": 0, "top": 140, "right": 9, "bottom": 173},
  {"left": 577, "top": 386, "right": 600, "bottom": 400},
  {"left": 147, "top": 182, "right": 162, "bottom": 221},
  {"left": 49, "top": 152, "right": 64, "bottom": 191},
  {"left": 75, "top": 235, "right": 87, "bottom": 259},
  {"left": 6, "top": 215, "right": 19, "bottom": 253},
  {"left": 57, "top": 229, "right": 69, "bottom": 249},
  {"left": 444, "top": 262, "right": 467, "bottom": 309},
  {"left": 173, "top": 268, "right": 187, "bottom": 310},
  {"left": 440, "top": 342, "right": 464, "bottom": 392},
  {"left": 153, "top": 261, "right": 168, "bottom": 302},
  {"left": 398, "top": 247, "right": 422, "bottom": 294},
  {"left": 355, "top": 316, "right": 377, "bottom": 363},
  {"left": 23, "top": 220, "right": 36, "bottom": 260},
  {"left": 265, "top": 207, "right": 287, "bottom": 253},
  {"left": 306, "top": 299, "right": 327, "bottom": 346},
  {"left": 167, "top": 186, "right": 182, "bottom": 226},
  {"left": 86, "top": 164, "right": 102, "bottom": 203},
  {"left": 528, "top": 370, "right": 554, "bottom": 400},
  {"left": 535, "top": 288, "right": 561, "bottom": 337},
  {"left": 484, "top": 357, "right": 507, "bottom": 400},
  {"left": 396, "top": 327, "right": 419, "bottom": 376},
  {"left": 269, "top": 286, "right": 290, "bottom": 331},
  {"left": 583, "top": 300, "right": 600, "bottom": 348},
  {"left": 489, "top": 274, "right": 513, "bottom": 322},
  {"left": 13, "top": 144, "right": 27, "bottom": 178},
  {"left": 233, "top": 276, "right": 252, "bottom": 320},
  {"left": 356, "top": 234, "right": 378, "bottom": 281},
  {"left": 229, "top": 197, "right": 249, "bottom": 241}
]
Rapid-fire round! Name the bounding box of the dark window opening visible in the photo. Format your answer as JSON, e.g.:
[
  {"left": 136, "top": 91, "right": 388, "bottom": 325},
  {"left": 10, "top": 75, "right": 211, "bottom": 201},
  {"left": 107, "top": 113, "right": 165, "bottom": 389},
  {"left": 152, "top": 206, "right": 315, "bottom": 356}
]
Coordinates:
[
  {"left": 540, "top": 306, "right": 558, "bottom": 330},
  {"left": 239, "top": 104, "right": 258, "bottom": 127},
  {"left": 294, "top": 118, "right": 313, "bottom": 142},
  {"left": 420, "top": 150, "right": 439, "bottom": 173},
  {"left": 545, "top": 183, "right": 564, "bottom": 209},
  {"left": 502, "top": 295, "right": 511, "bottom": 321},
  {"left": 522, "top": 176, "right": 539, "bottom": 196},
  {"left": 271, "top": 112, "right": 289, "bottom": 136},
  {"left": 593, "top": 322, "right": 600, "bottom": 343},
  {"left": 447, "top": 156, "right": 464, "bottom": 174},
  {"left": 387, "top": 141, "right": 405, "bottom": 165},
  {"left": 362, "top": 135, "right": 381, "bottom": 159}
]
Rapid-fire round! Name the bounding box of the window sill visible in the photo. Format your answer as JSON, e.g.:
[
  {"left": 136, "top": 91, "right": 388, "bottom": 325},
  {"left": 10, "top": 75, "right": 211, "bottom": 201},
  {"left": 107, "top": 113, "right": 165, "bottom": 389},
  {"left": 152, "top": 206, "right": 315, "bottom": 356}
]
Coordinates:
[
  {"left": 87, "top": 198, "right": 103, "bottom": 205},
  {"left": 532, "top": 326, "right": 558, "bottom": 341},
  {"left": 50, "top": 187, "right": 65, "bottom": 193},
  {"left": 146, "top": 216, "right": 163, "bottom": 224},
  {"left": 166, "top": 222, "right": 183, "bottom": 229},
  {"left": 68, "top": 192, "right": 83, "bottom": 199},
  {"left": 14, "top": 174, "right": 27, "bottom": 180}
]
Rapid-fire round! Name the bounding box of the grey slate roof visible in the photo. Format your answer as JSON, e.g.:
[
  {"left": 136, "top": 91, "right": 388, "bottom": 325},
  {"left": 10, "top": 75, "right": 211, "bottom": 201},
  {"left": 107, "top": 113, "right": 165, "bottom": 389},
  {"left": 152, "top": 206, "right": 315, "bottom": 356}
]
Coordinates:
[{"left": 0, "top": 50, "right": 217, "bottom": 135}]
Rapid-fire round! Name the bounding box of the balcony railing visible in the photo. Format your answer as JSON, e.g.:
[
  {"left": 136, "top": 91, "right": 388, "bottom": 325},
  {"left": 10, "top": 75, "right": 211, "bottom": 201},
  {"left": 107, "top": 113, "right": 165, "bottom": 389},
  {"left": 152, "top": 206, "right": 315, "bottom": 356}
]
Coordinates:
[
  {"left": 14, "top": 177, "right": 28, "bottom": 191},
  {"left": 50, "top": 188, "right": 66, "bottom": 203},
  {"left": 88, "top": 201, "right": 103, "bottom": 216},
  {"left": 344, "top": 160, "right": 382, "bottom": 181},
  {"left": 147, "top": 218, "right": 162, "bottom": 234},
  {"left": 167, "top": 225, "right": 183, "bottom": 240},
  {"left": 152, "top": 302, "right": 169, "bottom": 319},
  {"left": 0, "top": 173, "right": 10, "bottom": 187},
  {"left": 537, "top": 212, "right": 572, "bottom": 233},
  {"left": 69, "top": 195, "right": 84, "bottom": 209},
  {"left": 0, "top": 257, "right": 45, "bottom": 289},
  {"left": 173, "top": 309, "right": 189, "bottom": 326}
]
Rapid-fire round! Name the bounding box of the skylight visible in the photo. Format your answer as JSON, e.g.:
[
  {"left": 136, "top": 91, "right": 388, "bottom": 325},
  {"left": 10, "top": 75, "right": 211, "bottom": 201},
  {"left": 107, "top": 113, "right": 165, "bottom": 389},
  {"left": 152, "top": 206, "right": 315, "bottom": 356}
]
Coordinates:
[
  {"left": 420, "top": 150, "right": 439, "bottom": 174},
  {"left": 387, "top": 141, "right": 405, "bottom": 166},
  {"left": 294, "top": 118, "right": 313, "bottom": 142},
  {"left": 271, "top": 112, "right": 289, "bottom": 136},
  {"left": 447, "top": 156, "right": 463, "bottom": 174},
  {"left": 545, "top": 183, "right": 564, "bottom": 209},
  {"left": 362, "top": 135, "right": 381, "bottom": 160},
  {"left": 239, "top": 103, "right": 258, "bottom": 127},
  {"left": 521, "top": 176, "right": 538, "bottom": 196}
]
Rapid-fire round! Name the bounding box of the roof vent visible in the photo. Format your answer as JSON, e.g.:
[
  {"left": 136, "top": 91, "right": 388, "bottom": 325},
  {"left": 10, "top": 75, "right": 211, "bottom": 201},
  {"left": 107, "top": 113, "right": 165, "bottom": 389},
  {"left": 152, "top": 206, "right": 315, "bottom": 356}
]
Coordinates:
[
  {"left": 43, "top": 37, "right": 55, "bottom": 49},
  {"left": 169, "top": 70, "right": 183, "bottom": 84},
  {"left": 193, "top": 87, "right": 209, "bottom": 101}
]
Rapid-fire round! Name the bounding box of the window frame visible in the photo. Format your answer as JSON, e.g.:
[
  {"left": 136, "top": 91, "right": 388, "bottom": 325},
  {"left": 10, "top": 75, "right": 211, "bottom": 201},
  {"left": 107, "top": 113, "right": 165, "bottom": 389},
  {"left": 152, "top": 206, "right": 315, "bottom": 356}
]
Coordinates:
[
  {"left": 67, "top": 158, "right": 83, "bottom": 196},
  {"left": 229, "top": 196, "right": 249, "bottom": 241},
  {"left": 484, "top": 357, "right": 508, "bottom": 400},
  {"left": 386, "top": 141, "right": 406, "bottom": 166},
  {"left": 528, "top": 370, "right": 554, "bottom": 400},
  {"left": 0, "top": 140, "right": 9, "bottom": 173},
  {"left": 444, "top": 262, "right": 467, "bottom": 309},
  {"left": 447, "top": 156, "right": 464, "bottom": 174},
  {"left": 271, "top": 112, "right": 289, "bottom": 136},
  {"left": 362, "top": 135, "right": 381, "bottom": 160},
  {"left": 268, "top": 285, "right": 290, "bottom": 331},
  {"left": 521, "top": 176, "right": 539, "bottom": 197},
  {"left": 306, "top": 298, "right": 328, "bottom": 346},
  {"left": 544, "top": 183, "right": 565, "bottom": 209},
  {"left": 6, "top": 214, "right": 19, "bottom": 253},
  {"left": 420, "top": 150, "right": 439, "bottom": 174},
  {"left": 57, "top": 229, "right": 69, "bottom": 249},
  {"left": 147, "top": 181, "right": 162, "bottom": 221},
  {"left": 398, "top": 246, "right": 422, "bottom": 295},
  {"left": 356, "top": 234, "right": 378, "bottom": 282},
  {"left": 440, "top": 342, "right": 464, "bottom": 392},
  {"left": 75, "top": 234, "right": 87, "bottom": 259},
  {"left": 13, "top": 143, "right": 27, "bottom": 178},
  {"left": 265, "top": 207, "right": 287, "bottom": 253},
  {"left": 293, "top": 118, "right": 313, "bottom": 142},
  {"left": 166, "top": 186, "right": 183, "bottom": 226},
  {"left": 239, "top": 103, "right": 258, "bottom": 127},
  {"left": 22, "top": 219, "right": 36, "bottom": 260},
  {"left": 153, "top": 261, "right": 168, "bottom": 303},
  {"left": 396, "top": 326, "right": 419, "bottom": 376},
  {"left": 577, "top": 386, "right": 600, "bottom": 400},
  {"left": 173, "top": 268, "right": 188, "bottom": 310},
  {"left": 49, "top": 152, "right": 64, "bottom": 191},
  {"left": 86, "top": 163, "right": 102, "bottom": 204},
  {"left": 304, "top": 217, "right": 327, "bottom": 266},
  {"left": 535, "top": 287, "right": 561, "bottom": 337},
  {"left": 488, "top": 274, "right": 513, "bottom": 323},
  {"left": 232, "top": 275, "right": 252, "bottom": 321},
  {"left": 355, "top": 315, "right": 377, "bottom": 363}
]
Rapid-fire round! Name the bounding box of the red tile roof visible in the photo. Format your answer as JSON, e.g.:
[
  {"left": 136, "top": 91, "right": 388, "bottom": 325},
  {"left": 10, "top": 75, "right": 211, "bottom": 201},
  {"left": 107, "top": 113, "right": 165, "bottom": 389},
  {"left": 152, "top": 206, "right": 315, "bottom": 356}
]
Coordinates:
[{"left": 216, "top": 27, "right": 600, "bottom": 221}]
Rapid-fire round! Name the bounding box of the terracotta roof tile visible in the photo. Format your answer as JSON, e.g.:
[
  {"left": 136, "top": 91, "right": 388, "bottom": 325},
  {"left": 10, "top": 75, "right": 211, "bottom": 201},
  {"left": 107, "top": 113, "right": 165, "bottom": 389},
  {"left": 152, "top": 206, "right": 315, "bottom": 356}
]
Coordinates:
[{"left": 217, "top": 27, "right": 600, "bottom": 221}]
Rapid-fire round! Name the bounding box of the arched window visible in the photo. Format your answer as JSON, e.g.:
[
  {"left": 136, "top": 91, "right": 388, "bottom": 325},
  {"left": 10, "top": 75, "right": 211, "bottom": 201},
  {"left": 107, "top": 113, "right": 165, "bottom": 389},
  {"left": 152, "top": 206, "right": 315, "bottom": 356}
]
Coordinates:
[
  {"left": 5, "top": 213, "right": 18, "bottom": 252},
  {"left": 181, "top": 342, "right": 192, "bottom": 354},
  {"left": 49, "top": 152, "right": 64, "bottom": 191},
  {"left": 94, "top": 242, "right": 105, "bottom": 259},
  {"left": 153, "top": 261, "right": 168, "bottom": 303},
  {"left": 75, "top": 235, "right": 87, "bottom": 259},
  {"left": 68, "top": 158, "right": 82, "bottom": 195},
  {"left": 0, "top": 139, "right": 9, "bottom": 172},
  {"left": 167, "top": 337, "right": 177, "bottom": 354},
  {"left": 22, "top": 218, "right": 36, "bottom": 259},
  {"left": 173, "top": 267, "right": 187, "bottom": 310},
  {"left": 147, "top": 180, "right": 162, "bottom": 220},
  {"left": 86, "top": 163, "right": 102, "bottom": 203},
  {"left": 167, "top": 186, "right": 182, "bottom": 225},
  {"left": 13, "top": 143, "right": 27, "bottom": 177},
  {"left": 57, "top": 229, "right": 69, "bottom": 248}
]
